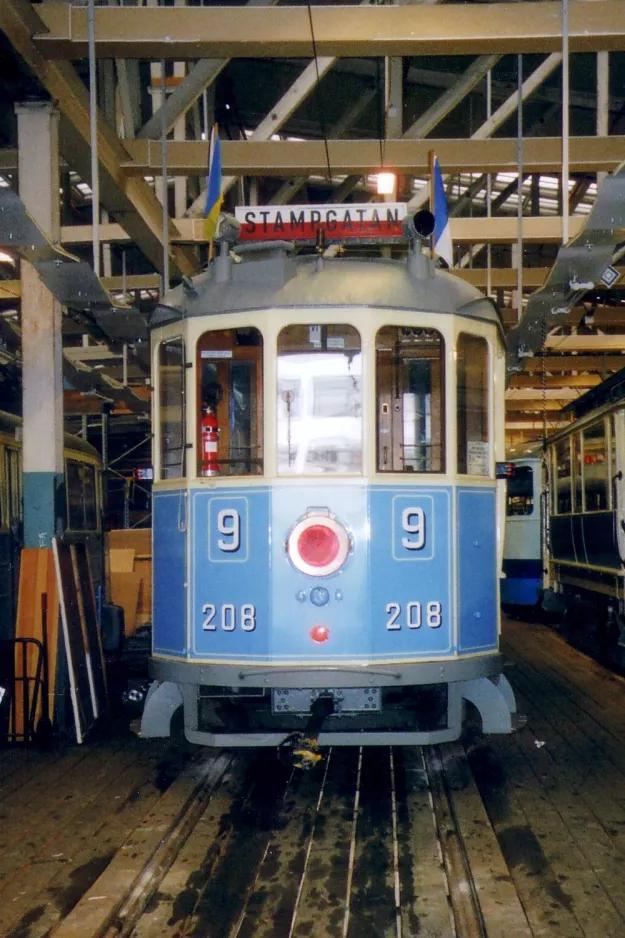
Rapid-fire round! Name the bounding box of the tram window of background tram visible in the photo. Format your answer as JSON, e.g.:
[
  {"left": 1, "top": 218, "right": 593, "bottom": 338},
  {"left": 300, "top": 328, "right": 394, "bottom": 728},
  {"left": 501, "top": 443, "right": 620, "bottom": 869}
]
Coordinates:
[
  {"left": 66, "top": 460, "right": 98, "bottom": 531},
  {"left": 456, "top": 334, "right": 489, "bottom": 476},
  {"left": 277, "top": 324, "right": 361, "bottom": 474},
  {"left": 506, "top": 466, "right": 534, "bottom": 516},
  {"left": 5, "top": 447, "right": 21, "bottom": 522},
  {"left": 582, "top": 421, "right": 608, "bottom": 511},
  {"left": 555, "top": 439, "right": 572, "bottom": 514},
  {"left": 197, "top": 328, "right": 263, "bottom": 477},
  {"left": 375, "top": 326, "right": 444, "bottom": 473}
]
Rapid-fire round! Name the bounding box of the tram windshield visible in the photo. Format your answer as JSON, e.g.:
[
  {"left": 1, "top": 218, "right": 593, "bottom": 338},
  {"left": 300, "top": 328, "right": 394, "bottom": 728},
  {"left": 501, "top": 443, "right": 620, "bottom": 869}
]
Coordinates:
[
  {"left": 277, "top": 324, "right": 362, "bottom": 474},
  {"left": 506, "top": 465, "right": 534, "bottom": 516},
  {"left": 376, "top": 326, "right": 444, "bottom": 473},
  {"left": 197, "top": 327, "right": 263, "bottom": 477}
]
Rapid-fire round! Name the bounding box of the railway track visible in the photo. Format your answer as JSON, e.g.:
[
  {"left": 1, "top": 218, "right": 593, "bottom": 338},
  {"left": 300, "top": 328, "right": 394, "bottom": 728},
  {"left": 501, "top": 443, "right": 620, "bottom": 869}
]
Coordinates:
[{"left": 47, "top": 744, "right": 531, "bottom": 938}]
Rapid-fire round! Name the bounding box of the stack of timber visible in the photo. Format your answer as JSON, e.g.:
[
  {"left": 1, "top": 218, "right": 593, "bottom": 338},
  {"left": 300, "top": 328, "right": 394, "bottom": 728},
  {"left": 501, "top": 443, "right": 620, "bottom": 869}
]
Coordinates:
[
  {"left": 5, "top": 543, "right": 109, "bottom": 746},
  {"left": 53, "top": 540, "right": 108, "bottom": 744},
  {"left": 106, "top": 529, "right": 152, "bottom": 636},
  {"left": 9, "top": 548, "right": 59, "bottom": 744}
]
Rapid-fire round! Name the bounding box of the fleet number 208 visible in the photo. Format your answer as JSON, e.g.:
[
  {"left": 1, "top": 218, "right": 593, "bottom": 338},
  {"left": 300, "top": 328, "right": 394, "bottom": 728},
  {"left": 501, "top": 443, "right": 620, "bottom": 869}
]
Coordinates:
[
  {"left": 386, "top": 601, "right": 442, "bottom": 630},
  {"left": 202, "top": 603, "right": 256, "bottom": 631}
]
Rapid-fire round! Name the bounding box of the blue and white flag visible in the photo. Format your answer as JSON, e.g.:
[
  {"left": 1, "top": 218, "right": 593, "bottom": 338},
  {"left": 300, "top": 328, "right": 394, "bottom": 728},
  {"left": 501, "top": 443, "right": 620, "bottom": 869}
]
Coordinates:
[
  {"left": 204, "top": 124, "right": 223, "bottom": 242},
  {"left": 431, "top": 154, "right": 453, "bottom": 268}
]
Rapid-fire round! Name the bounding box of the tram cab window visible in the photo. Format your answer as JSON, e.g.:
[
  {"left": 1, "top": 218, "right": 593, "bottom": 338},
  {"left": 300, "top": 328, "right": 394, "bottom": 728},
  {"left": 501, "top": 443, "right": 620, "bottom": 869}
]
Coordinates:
[
  {"left": 506, "top": 465, "right": 534, "bottom": 516},
  {"left": 158, "top": 338, "right": 186, "bottom": 480},
  {"left": 456, "top": 334, "right": 489, "bottom": 476},
  {"left": 277, "top": 324, "right": 361, "bottom": 474},
  {"left": 66, "top": 460, "right": 98, "bottom": 531},
  {"left": 554, "top": 439, "right": 572, "bottom": 514},
  {"left": 376, "top": 327, "right": 444, "bottom": 473},
  {"left": 197, "top": 328, "right": 263, "bottom": 477},
  {"left": 583, "top": 421, "right": 608, "bottom": 511}
]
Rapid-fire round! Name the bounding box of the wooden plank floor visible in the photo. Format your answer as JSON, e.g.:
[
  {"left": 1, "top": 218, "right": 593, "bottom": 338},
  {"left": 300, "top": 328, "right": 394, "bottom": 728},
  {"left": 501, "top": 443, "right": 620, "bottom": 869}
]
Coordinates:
[
  {"left": 2, "top": 620, "right": 625, "bottom": 938},
  {"left": 0, "top": 723, "right": 197, "bottom": 938},
  {"left": 482, "top": 617, "right": 625, "bottom": 938}
]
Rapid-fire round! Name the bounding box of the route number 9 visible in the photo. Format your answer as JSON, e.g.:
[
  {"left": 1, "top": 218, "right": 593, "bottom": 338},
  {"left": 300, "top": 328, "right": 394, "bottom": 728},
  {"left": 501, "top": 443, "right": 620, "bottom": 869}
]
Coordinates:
[
  {"left": 217, "top": 509, "right": 240, "bottom": 552},
  {"left": 401, "top": 507, "right": 425, "bottom": 550}
]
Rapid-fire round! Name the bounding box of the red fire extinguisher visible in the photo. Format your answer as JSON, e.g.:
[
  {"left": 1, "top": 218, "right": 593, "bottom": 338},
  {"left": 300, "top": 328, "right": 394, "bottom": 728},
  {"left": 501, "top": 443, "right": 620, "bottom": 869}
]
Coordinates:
[{"left": 201, "top": 405, "right": 219, "bottom": 476}]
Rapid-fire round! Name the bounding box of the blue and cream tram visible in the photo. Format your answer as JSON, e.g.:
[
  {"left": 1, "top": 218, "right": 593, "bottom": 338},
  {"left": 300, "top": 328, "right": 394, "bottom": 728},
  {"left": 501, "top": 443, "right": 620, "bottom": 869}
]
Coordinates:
[
  {"left": 501, "top": 456, "right": 543, "bottom": 611},
  {"left": 141, "top": 212, "right": 517, "bottom": 748}
]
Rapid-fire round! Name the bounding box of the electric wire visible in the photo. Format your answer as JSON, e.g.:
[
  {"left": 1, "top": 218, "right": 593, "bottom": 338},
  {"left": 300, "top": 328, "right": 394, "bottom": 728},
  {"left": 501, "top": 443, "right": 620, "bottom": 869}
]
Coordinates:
[{"left": 306, "top": 2, "right": 332, "bottom": 182}]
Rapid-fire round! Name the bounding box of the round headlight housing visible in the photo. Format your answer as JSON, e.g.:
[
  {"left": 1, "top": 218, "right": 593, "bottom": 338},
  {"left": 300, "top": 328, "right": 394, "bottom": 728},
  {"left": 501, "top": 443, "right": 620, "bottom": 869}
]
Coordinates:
[{"left": 287, "top": 513, "right": 350, "bottom": 577}]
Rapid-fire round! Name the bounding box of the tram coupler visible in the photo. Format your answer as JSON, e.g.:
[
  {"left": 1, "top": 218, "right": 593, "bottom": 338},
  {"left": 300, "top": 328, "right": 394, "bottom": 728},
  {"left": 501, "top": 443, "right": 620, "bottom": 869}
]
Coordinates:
[{"left": 279, "top": 694, "right": 335, "bottom": 770}]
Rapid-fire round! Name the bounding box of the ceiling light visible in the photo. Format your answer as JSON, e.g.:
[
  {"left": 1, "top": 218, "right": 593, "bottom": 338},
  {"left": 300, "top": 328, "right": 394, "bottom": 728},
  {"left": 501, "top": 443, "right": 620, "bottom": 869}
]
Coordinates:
[{"left": 376, "top": 172, "right": 396, "bottom": 196}]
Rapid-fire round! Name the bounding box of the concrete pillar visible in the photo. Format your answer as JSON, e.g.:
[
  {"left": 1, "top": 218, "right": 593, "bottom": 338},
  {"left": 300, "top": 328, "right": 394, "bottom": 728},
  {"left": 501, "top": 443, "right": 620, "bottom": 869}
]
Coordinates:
[{"left": 15, "top": 102, "right": 64, "bottom": 548}]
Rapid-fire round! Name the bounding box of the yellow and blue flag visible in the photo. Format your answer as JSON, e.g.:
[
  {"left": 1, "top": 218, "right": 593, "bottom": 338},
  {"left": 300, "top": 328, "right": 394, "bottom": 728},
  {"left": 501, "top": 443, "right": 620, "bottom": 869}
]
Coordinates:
[{"left": 204, "top": 124, "right": 223, "bottom": 242}]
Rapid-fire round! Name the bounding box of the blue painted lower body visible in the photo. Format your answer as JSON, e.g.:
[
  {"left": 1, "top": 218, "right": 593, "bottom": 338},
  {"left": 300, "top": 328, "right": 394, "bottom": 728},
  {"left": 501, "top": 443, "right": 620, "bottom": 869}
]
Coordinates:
[
  {"left": 152, "top": 482, "right": 499, "bottom": 665},
  {"left": 501, "top": 577, "right": 542, "bottom": 607},
  {"left": 501, "top": 558, "right": 542, "bottom": 607}
]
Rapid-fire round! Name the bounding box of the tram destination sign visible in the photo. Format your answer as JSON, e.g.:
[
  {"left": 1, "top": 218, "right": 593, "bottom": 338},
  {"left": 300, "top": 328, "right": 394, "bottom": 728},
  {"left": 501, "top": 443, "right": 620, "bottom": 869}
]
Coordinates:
[{"left": 235, "top": 203, "right": 407, "bottom": 242}]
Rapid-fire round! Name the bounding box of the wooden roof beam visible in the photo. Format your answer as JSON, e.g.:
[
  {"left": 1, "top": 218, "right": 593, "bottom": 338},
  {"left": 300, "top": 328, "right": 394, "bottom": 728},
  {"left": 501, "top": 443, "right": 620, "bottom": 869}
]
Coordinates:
[
  {"left": 52, "top": 216, "right": 596, "bottom": 246},
  {"left": 33, "top": 3, "right": 625, "bottom": 59},
  {"left": 121, "top": 135, "right": 625, "bottom": 176},
  {"left": 523, "top": 355, "right": 625, "bottom": 373},
  {"left": 0, "top": 0, "right": 198, "bottom": 279},
  {"left": 508, "top": 374, "right": 603, "bottom": 389}
]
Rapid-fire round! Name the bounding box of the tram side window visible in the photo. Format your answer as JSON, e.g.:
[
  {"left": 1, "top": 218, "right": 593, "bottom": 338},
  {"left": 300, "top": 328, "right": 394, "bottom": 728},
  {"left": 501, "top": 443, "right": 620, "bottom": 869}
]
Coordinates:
[
  {"left": 278, "top": 324, "right": 361, "bottom": 474},
  {"left": 583, "top": 421, "right": 608, "bottom": 511},
  {"left": 554, "top": 439, "right": 572, "bottom": 514},
  {"left": 457, "top": 333, "right": 489, "bottom": 476},
  {"left": 376, "top": 327, "right": 444, "bottom": 473},
  {"left": 159, "top": 338, "right": 186, "bottom": 480},
  {"left": 572, "top": 432, "right": 583, "bottom": 512},
  {"left": 506, "top": 466, "right": 534, "bottom": 516},
  {"left": 66, "top": 460, "right": 98, "bottom": 531},
  {"left": 197, "top": 328, "right": 263, "bottom": 477}
]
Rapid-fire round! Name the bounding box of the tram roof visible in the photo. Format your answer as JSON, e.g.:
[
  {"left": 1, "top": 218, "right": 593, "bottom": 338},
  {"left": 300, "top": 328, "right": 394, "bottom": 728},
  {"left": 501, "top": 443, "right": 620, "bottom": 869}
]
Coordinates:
[
  {"left": 562, "top": 364, "right": 625, "bottom": 421},
  {"left": 0, "top": 409, "right": 101, "bottom": 461},
  {"left": 151, "top": 244, "right": 503, "bottom": 335}
]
